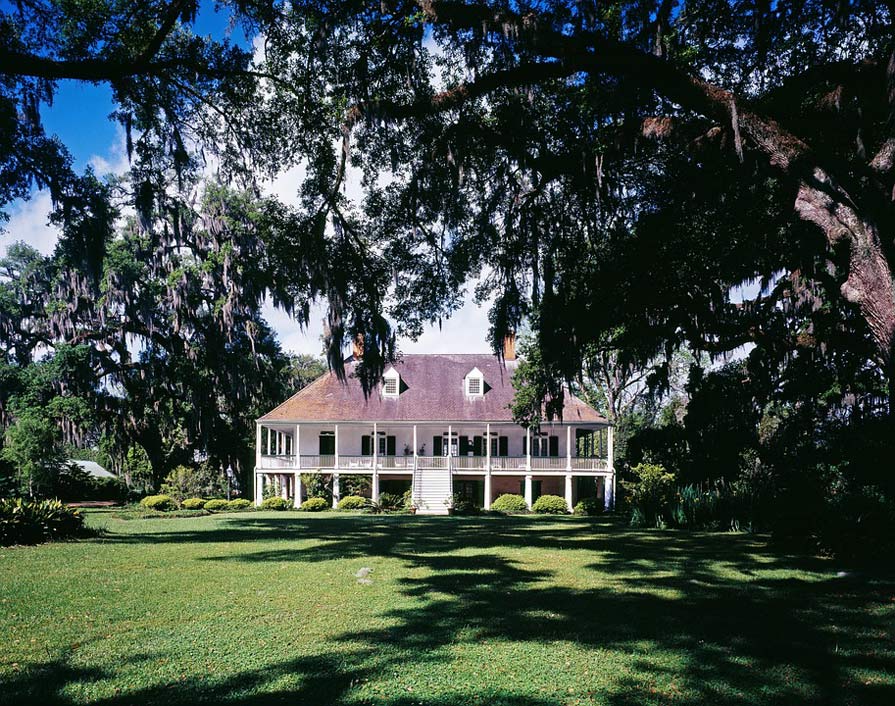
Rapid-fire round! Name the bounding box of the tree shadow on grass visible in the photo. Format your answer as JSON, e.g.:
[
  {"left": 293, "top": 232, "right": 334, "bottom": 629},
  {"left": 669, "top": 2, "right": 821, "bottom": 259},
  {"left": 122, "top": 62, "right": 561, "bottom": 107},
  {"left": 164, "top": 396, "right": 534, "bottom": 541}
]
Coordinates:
[{"left": 9, "top": 515, "right": 895, "bottom": 705}]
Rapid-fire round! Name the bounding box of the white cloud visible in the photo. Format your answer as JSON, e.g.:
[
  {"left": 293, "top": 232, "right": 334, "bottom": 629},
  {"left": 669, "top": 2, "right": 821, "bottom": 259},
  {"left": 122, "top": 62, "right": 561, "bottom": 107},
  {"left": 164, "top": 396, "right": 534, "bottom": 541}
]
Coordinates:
[{"left": 1, "top": 190, "right": 58, "bottom": 256}]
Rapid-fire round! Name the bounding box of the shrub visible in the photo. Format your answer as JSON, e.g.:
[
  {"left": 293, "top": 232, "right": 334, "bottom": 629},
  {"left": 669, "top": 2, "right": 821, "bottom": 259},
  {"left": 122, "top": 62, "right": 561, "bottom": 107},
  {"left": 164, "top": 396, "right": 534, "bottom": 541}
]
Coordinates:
[
  {"left": 337, "top": 495, "right": 368, "bottom": 511},
  {"left": 451, "top": 493, "right": 480, "bottom": 515},
  {"left": 531, "top": 494, "right": 569, "bottom": 514},
  {"left": 300, "top": 497, "right": 329, "bottom": 512},
  {"left": 140, "top": 494, "right": 175, "bottom": 512},
  {"left": 491, "top": 493, "right": 528, "bottom": 514},
  {"left": 203, "top": 498, "right": 229, "bottom": 511},
  {"left": 574, "top": 497, "right": 602, "bottom": 516},
  {"left": 261, "top": 496, "right": 291, "bottom": 511},
  {"left": 227, "top": 498, "right": 252, "bottom": 511},
  {"left": 181, "top": 497, "right": 206, "bottom": 510},
  {"left": 0, "top": 498, "right": 85, "bottom": 546},
  {"left": 377, "top": 492, "right": 403, "bottom": 511},
  {"left": 623, "top": 463, "right": 676, "bottom": 528}
]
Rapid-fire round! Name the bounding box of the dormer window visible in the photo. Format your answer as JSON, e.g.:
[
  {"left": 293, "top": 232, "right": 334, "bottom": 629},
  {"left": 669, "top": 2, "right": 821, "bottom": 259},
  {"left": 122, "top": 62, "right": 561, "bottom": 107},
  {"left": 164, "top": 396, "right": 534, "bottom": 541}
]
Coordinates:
[
  {"left": 382, "top": 368, "right": 400, "bottom": 397},
  {"left": 464, "top": 367, "right": 485, "bottom": 397}
]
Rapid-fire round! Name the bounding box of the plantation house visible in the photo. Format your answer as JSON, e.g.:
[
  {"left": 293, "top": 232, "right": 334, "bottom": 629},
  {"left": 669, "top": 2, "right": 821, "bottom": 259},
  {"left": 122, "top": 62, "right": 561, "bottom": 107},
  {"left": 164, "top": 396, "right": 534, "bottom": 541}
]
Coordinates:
[{"left": 254, "top": 338, "right": 614, "bottom": 514}]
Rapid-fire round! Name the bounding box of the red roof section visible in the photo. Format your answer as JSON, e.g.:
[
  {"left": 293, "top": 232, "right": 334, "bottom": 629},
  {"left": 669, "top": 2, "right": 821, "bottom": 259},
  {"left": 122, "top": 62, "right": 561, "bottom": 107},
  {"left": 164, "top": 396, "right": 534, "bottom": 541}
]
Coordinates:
[{"left": 259, "top": 354, "right": 608, "bottom": 424}]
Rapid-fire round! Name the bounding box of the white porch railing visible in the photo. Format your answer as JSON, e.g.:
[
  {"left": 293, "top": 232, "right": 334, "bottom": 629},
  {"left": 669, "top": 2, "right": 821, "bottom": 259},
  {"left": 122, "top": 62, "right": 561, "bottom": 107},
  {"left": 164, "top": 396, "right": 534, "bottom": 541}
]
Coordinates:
[
  {"left": 257, "top": 453, "right": 608, "bottom": 472},
  {"left": 298, "top": 454, "right": 336, "bottom": 469},
  {"left": 530, "top": 457, "right": 569, "bottom": 471},
  {"left": 452, "top": 456, "right": 486, "bottom": 471},
  {"left": 259, "top": 455, "right": 296, "bottom": 469},
  {"left": 489, "top": 456, "right": 528, "bottom": 471},
  {"left": 571, "top": 457, "right": 609, "bottom": 471},
  {"left": 416, "top": 456, "right": 449, "bottom": 469}
]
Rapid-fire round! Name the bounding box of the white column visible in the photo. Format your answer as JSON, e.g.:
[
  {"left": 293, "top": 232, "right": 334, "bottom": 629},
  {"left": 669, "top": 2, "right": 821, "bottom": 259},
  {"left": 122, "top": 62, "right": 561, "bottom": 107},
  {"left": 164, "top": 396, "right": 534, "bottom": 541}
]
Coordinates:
[
  {"left": 372, "top": 421, "right": 380, "bottom": 502},
  {"left": 266, "top": 426, "right": 272, "bottom": 455},
  {"left": 606, "top": 425, "right": 615, "bottom": 511},
  {"left": 255, "top": 472, "right": 263, "bottom": 506},
  {"left": 280, "top": 474, "right": 288, "bottom": 499},
  {"left": 565, "top": 474, "right": 573, "bottom": 512},
  {"left": 332, "top": 473, "right": 340, "bottom": 509},
  {"left": 294, "top": 423, "right": 301, "bottom": 469},
  {"left": 524, "top": 474, "right": 533, "bottom": 509},
  {"left": 413, "top": 424, "right": 418, "bottom": 460},
  {"left": 334, "top": 424, "right": 340, "bottom": 469},
  {"left": 293, "top": 472, "right": 302, "bottom": 508},
  {"left": 525, "top": 427, "right": 531, "bottom": 472},
  {"left": 566, "top": 426, "right": 572, "bottom": 471},
  {"left": 255, "top": 422, "right": 262, "bottom": 469},
  {"left": 484, "top": 422, "right": 491, "bottom": 510},
  {"left": 447, "top": 424, "right": 452, "bottom": 471}
]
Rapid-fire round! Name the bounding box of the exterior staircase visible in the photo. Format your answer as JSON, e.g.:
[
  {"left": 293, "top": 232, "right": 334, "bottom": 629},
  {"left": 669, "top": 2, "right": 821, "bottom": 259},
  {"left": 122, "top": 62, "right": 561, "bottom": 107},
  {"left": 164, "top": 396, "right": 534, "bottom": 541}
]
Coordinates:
[{"left": 412, "top": 464, "right": 452, "bottom": 515}]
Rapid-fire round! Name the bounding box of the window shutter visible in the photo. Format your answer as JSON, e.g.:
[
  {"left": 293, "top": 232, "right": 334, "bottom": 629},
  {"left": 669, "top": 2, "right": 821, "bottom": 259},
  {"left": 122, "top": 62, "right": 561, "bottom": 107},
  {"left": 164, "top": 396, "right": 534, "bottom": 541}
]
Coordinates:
[
  {"left": 522, "top": 436, "right": 527, "bottom": 455},
  {"left": 433, "top": 436, "right": 443, "bottom": 456},
  {"left": 387, "top": 436, "right": 396, "bottom": 456},
  {"left": 473, "top": 436, "right": 483, "bottom": 456},
  {"left": 549, "top": 435, "right": 559, "bottom": 457},
  {"left": 361, "top": 435, "right": 371, "bottom": 456},
  {"left": 499, "top": 436, "right": 508, "bottom": 457},
  {"left": 319, "top": 434, "right": 335, "bottom": 455},
  {"left": 459, "top": 436, "right": 470, "bottom": 456}
]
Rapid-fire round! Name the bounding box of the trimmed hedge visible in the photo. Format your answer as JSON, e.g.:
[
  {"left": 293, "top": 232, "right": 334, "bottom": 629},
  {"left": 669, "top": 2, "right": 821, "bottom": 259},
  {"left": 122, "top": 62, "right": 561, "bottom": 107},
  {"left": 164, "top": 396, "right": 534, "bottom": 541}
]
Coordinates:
[
  {"left": 491, "top": 494, "right": 529, "bottom": 514},
  {"left": 300, "top": 497, "right": 329, "bottom": 512},
  {"left": 532, "top": 494, "right": 569, "bottom": 514},
  {"left": 181, "top": 497, "right": 206, "bottom": 510},
  {"left": 203, "top": 499, "right": 229, "bottom": 511},
  {"left": 574, "top": 497, "right": 602, "bottom": 516},
  {"left": 337, "top": 495, "right": 368, "bottom": 511},
  {"left": 227, "top": 498, "right": 252, "bottom": 511},
  {"left": 0, "top": 498, "right": 85, "bottom": 546},
  {"left": 140, "top": 494, "right": 175, "bottom": 511},
  {"left": 261, "top": 496, "right": 291, "bottom": 511}
]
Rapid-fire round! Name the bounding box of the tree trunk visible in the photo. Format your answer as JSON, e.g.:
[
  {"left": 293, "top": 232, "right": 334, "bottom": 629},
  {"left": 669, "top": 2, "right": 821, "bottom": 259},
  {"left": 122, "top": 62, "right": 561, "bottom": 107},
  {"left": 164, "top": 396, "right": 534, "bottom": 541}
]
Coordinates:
[{"left": 793, "top": 169, "right": 895, "bottom": 412}]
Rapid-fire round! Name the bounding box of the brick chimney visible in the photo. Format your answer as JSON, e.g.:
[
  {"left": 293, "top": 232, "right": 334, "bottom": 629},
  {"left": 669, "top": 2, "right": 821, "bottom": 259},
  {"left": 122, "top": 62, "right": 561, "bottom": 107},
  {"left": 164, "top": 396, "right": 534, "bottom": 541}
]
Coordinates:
[
  {"left": 502, "top": 332, "right": 516, "bottom": 361},
  {"left": 352, "top": 334, "right": 364, "bottom": 360}
]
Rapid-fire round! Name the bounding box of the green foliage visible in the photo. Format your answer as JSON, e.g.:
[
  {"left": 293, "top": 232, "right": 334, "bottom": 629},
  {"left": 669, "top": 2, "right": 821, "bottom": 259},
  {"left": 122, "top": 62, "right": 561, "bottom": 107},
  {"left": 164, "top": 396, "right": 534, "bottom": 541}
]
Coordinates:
[
  {"left": 531, "top": 494, "right": 569, "bottom": 515},
  {"left": 260, "top": 496, "right": 291, "bottom": 511},
  {"left": 337, "top": 495, "right": 368, "bottom": 511},
  {"left": 300, "top": 497, "right": 329, "bottom": 512},
  {"left": 226, "top": 499, "right": 252, "bottom": 511},
  {"left": 491, "top": 494, "right": 529, "bottom": 514},
  {"left": 340, "top": 475, "right": 370, "bottom": 497},
  {"left": 300, "top": 473, "right": 330, "bottom": 502},
  {"left": 1, "top": 412, "right": 67, "bottom": 497},
  {"left": 450, "top": 494, "right": 480, "bottom": 516},
  {"left": 160, "top": 463, "right": 226, "bottom": 503},
  {"left": 122, "top": 446, "right": 154, "bottom": 491},
  {"left": 139, "top": 495, "right": 175, "bottom": 512},
  {"left": 181, "top": 498, "right": 206, "bottom": 510},
  {"left": 624, "top": 463, "right": 677, "bottom": 528},
  {"left": 377, "top": 493, "right": 403, "bottom": 512},
  {"left": 573, "top": 497, "right": 602, "bottom": 516},
  {"left": 0, "top": 498, "right": 85, "bottom": 546},
  {"left": 203, "top": 499, "right": 229, "bottom": 512}
]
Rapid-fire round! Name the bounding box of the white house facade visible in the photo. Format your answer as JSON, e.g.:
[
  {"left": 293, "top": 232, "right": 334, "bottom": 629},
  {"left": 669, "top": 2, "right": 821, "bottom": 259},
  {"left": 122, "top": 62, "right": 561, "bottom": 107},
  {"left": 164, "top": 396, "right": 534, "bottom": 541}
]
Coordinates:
[{"left": 254, "top": 344, "right": 614, "bottom": 515}]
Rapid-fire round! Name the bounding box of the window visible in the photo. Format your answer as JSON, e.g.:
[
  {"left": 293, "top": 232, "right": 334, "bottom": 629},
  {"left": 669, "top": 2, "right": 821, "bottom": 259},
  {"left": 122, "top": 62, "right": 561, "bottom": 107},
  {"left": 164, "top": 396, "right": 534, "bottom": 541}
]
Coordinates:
[
  {"left": 464, "top": 367, "right": 484, "bottom": 396},
  {"left": 382, "top": 368, "right": 400, "bottom": 397}
]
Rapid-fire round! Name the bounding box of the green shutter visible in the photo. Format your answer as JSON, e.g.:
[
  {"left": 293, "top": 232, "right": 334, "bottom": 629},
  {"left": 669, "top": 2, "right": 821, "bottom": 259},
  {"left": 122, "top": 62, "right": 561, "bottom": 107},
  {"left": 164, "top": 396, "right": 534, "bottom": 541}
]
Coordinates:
[
  {"left": 549, "top": 436, "right": 559, "bottom": 457},
  {"left": 473, "top": 436, "right": 483, "bottom": 456},
  {"left": 459, "top": 436, "right": 470, "bottom": 456},
  {"left": 361, "top": 435, "right": 371, "bottom": 456},
  {"left": 498, "top": 436, "right": 508, "bottom": 457},
  {"left": 387, "top": 436, "right": 396, "bottom": 456},
  {"left": 433, "top": 436, "right": 442, "bottom": 456}
]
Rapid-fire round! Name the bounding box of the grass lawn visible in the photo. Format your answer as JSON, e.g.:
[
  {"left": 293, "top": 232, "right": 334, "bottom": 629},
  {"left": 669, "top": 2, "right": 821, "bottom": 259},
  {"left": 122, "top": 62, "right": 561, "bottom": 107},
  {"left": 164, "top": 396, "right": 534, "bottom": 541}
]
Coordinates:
[{"left": 1, "top": 512, "right": 893, "bottom": 706}]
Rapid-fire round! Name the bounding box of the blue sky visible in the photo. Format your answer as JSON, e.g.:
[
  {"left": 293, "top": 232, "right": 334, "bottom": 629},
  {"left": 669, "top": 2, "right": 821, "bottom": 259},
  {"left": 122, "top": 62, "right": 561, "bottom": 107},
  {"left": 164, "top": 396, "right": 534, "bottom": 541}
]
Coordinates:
[{"left": 3, "top": 2, "right": 493, "bottom": 358}]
